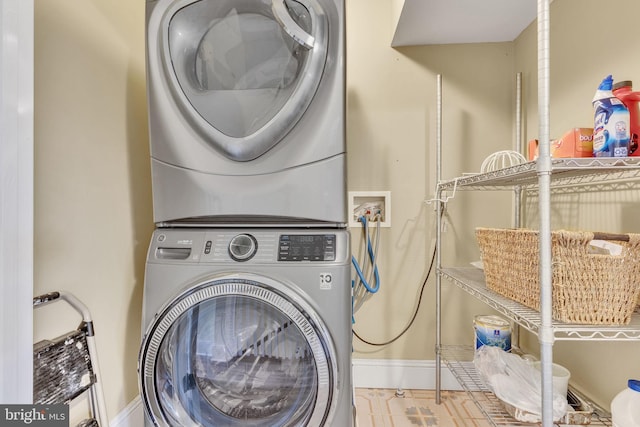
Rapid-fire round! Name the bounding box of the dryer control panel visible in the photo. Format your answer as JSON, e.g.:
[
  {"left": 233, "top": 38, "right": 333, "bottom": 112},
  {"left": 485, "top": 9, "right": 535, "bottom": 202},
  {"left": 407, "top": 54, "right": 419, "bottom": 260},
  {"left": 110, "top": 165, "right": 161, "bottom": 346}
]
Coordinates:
[{"left": 278, "top": 234, "right": 336, "bottom": 262}]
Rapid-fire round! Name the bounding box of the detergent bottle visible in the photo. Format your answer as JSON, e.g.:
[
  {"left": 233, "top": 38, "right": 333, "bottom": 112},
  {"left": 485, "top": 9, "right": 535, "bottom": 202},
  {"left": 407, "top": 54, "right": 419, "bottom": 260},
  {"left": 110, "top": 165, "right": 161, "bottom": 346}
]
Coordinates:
[
  {"left": 592, "top": 75, "right": 630, "bottom": 157},
  {"left": 613, "top": 80, "right": 640, "bottom": 156},
  {"left": 611, "top": 379, "right": 640, "bottom": 427}
]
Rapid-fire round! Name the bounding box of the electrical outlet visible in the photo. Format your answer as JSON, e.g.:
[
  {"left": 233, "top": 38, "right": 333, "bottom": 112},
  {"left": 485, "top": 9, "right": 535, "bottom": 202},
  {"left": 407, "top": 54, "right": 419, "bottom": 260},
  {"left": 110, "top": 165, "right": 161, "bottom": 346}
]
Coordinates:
[{"left": 348, "top": 191, "right": 391, "bottom": 228}]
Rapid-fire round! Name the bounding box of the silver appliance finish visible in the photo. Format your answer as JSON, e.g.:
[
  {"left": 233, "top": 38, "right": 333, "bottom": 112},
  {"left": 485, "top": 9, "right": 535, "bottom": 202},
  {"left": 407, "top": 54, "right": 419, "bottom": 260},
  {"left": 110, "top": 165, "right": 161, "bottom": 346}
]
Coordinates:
[
  {"left": 139, "top": 228, "right": 353, "bottom": 426},
  {"left": 145, "top": 0, "right": 346, "bottom": 225}
]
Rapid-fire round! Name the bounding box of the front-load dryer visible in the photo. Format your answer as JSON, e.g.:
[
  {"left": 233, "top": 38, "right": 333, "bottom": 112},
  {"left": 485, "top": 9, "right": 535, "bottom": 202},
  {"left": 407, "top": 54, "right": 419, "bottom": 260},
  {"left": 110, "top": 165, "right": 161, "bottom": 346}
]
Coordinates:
[
  {"left": 138, "top": 228, "right": 353, "bottom": 426},
  {"left": 146, "top": 0, "right": 346, "bottom": 225}
]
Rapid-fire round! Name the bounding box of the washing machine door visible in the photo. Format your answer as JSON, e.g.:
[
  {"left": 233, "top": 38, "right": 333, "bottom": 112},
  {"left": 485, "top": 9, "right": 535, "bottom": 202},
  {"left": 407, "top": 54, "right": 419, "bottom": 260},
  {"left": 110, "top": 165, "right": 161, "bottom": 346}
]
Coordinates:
[
  {"left": 139, "top": 274, "right": 338, "bottom": 426},
  {"left": 159, "top": 0, "right": 328, "bottom": 161}
]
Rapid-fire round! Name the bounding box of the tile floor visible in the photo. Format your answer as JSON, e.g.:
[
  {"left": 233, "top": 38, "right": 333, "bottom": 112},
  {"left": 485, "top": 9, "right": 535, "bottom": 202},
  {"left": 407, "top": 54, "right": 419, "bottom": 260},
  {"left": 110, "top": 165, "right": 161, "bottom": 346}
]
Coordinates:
[{"left": 354, "top": 388, "right": 493, "bottom": 427}]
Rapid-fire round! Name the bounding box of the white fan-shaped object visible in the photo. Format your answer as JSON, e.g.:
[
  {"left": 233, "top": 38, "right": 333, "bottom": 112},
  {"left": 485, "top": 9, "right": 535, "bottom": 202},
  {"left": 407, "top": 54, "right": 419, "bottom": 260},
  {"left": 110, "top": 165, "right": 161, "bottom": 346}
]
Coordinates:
[{"left": 480, "top": 150, "right": 527, "bottom": 173}]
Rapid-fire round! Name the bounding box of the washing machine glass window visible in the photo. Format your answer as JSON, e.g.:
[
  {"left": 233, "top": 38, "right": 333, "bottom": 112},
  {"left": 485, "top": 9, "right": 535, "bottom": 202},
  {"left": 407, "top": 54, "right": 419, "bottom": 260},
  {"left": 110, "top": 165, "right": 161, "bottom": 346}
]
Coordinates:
[
  {"left": 140, "top": 276, "right": 338, "bottom": 427},
  {"left": 164, "top": 0, "right": 328, "bottom": 160}
]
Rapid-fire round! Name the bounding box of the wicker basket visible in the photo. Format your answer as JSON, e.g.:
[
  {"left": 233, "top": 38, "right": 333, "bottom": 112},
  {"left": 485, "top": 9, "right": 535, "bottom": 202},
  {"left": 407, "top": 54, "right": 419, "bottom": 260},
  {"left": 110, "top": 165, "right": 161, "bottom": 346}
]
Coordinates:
[{"left": 475, "top": 227, "right": 640, "bottom": 325}]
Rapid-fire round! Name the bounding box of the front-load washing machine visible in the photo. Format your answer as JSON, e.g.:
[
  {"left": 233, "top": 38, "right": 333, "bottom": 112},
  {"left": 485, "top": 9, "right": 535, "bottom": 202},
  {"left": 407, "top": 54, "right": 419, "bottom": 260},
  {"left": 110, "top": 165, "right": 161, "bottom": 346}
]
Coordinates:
[
  {"left": 138, "top": 228, "right": 353, "bottom": 426},
  {"left": 145, "top": 0, "right": 346, "bottom": 225}
]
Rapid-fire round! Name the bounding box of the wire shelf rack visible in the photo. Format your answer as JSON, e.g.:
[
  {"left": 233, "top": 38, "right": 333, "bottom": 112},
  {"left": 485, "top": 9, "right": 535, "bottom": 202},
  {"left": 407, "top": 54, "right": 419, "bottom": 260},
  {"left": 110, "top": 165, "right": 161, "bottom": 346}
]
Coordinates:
[
  {"left": 441, "top": 345, "right": 613, "bottom": 426},
  {"left": 438, "top": 158, "right": 640, "bottom": 192},
  {"left": 440, "top": 267, "right": 640, "bottom": 341}
]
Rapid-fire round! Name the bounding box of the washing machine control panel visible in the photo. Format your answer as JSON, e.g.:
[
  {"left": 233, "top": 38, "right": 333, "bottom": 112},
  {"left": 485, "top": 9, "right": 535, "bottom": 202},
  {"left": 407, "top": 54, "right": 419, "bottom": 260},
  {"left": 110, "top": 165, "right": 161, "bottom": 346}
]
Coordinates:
[{"left": 278, "top": 234, "right": 336, "bottom": 262}]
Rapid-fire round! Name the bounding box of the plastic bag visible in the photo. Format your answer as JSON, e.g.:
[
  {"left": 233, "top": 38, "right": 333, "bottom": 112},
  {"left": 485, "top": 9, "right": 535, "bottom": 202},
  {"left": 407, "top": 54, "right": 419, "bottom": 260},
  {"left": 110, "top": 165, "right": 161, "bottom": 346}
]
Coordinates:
[{"left": 474, "top": 346, "right": 569, "bottom": 422}]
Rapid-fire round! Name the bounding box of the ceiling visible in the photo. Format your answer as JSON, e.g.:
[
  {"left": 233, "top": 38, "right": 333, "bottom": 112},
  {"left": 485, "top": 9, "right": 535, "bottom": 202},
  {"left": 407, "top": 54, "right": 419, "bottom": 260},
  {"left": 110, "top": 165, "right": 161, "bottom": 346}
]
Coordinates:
[{"left": 392, "top": 0, "right": 538, "bottom": 47}]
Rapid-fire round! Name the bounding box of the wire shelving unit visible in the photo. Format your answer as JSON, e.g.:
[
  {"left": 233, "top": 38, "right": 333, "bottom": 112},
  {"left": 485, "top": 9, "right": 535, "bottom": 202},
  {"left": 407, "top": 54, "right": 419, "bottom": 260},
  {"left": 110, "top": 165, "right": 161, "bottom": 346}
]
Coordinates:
[{"left": 433, "top": 2, "right": 640, "bottom": 426}]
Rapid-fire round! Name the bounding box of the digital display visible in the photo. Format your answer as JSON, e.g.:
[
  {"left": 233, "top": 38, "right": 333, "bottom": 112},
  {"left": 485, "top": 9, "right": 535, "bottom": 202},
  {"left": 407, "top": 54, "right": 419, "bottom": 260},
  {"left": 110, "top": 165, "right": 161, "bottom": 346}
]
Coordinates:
[{"left": 278, "top": 234, "right": 336, "bottom": 261}]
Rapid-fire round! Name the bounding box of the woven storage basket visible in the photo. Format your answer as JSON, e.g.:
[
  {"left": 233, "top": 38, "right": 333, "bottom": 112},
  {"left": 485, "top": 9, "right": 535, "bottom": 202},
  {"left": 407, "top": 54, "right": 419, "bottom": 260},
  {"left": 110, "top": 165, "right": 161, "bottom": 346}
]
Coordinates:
[{"left": 475, "top": 227, "right": 640, "bottom": 325}]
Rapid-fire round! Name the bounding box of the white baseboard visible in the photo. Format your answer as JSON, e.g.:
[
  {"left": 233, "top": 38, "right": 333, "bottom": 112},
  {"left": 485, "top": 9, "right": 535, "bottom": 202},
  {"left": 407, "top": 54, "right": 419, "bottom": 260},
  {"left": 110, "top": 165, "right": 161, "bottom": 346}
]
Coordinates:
[
  {"left": 110, "top": 395, "right": 143, "bottom": 427},
  {"left": 113, "top": 359, "right": 465, "bottom": 425},
  {"left": 352, "top": 359, "right": 464, "bottom": 391}
]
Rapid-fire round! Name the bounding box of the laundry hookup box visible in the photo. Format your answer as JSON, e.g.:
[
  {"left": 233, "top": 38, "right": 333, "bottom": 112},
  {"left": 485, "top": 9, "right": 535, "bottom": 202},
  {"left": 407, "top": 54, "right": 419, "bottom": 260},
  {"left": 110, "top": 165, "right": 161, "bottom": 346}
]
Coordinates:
[{"left": 528, "top": 128, "right": 594, "bottom": 160}]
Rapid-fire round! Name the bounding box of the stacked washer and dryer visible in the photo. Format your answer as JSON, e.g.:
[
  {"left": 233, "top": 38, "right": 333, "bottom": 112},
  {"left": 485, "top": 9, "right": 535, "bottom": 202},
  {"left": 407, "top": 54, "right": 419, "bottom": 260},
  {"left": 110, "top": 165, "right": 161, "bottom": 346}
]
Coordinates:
[{"left": 138, "top": 0, "right": 351, "bottom": 426}]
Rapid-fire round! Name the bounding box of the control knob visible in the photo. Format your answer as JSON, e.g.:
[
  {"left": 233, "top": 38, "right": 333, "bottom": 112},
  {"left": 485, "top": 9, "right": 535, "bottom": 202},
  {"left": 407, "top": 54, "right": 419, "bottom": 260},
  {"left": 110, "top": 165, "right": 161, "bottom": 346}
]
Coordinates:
[{"left": 228, "top": 234, "right": 258, "bottom": 262}]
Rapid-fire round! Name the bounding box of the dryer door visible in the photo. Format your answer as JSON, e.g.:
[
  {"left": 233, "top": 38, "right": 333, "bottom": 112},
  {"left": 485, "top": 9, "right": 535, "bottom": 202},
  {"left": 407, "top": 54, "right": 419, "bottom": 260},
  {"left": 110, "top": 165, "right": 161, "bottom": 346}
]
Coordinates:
[
  {"left": 139, "top": 274, "right": 338, "bottom": 427},
  {"left": 160, "top": 0, "right": 328, "bottom": 161}
]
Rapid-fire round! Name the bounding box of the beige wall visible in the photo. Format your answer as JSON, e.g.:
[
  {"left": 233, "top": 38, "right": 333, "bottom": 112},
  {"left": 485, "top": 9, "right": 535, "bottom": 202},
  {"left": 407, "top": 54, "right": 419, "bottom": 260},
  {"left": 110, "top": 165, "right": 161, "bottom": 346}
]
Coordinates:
[
  {"left": 348, "top": 0, "right": 514, "bottom": 360},
  {"left": 31, "top": 0, "right": 640, "bottom": 419},
  {"left": 33, "top": 0, "right": 151, "bottom": 421}
]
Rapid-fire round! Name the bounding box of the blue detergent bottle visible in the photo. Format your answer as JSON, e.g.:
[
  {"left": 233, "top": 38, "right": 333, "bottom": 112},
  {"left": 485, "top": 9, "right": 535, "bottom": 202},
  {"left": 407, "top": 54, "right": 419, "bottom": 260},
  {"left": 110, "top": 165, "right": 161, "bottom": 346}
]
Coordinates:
[{"left": 593, "top": 75, "right": 631, "bottom": 157}]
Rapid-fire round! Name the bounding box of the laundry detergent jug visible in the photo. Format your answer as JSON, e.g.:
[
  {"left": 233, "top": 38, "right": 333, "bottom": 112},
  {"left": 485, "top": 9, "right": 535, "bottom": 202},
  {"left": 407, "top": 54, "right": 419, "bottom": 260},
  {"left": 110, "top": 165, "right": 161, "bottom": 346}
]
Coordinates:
[
  {"left": 613, "top": 80, "right": 640, "bottom": 156},
  {"left": 593, "top": 75, "right": 630, "bottom": 157},
  {"left": 611, "top": 379, "right": 640, "bottom": 427}
]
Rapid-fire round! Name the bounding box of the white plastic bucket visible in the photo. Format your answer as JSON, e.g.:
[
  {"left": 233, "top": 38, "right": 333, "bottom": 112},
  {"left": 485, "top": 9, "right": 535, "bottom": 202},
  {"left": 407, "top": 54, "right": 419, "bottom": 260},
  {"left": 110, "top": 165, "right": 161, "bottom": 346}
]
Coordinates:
[{"left": 532, "top": 361, "right": 570, "bottom": 399}]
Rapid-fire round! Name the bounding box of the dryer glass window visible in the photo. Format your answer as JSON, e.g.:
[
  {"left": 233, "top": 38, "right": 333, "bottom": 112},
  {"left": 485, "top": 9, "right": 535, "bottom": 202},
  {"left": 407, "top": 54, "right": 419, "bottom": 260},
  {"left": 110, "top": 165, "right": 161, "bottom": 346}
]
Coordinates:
[
  {"left": 155, "top": 294, "right": 318, "bottom": 426},
  {"left": 166, "top": 0, "right": 328, "bottom": 160}
]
